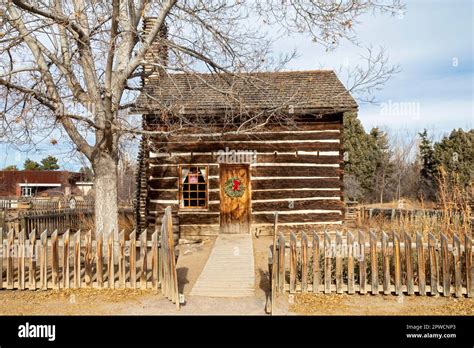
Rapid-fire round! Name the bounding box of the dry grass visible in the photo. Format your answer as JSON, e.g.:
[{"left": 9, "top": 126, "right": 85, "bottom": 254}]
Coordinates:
[
  {"left": 358, "top": 170, "right": 471, "bottom": 239},
  {"left": 78, "top": 211, "right": 135, "bottom": 233},
  {"left": 291, "top": 293, "right": 474, "bottom": 315}
]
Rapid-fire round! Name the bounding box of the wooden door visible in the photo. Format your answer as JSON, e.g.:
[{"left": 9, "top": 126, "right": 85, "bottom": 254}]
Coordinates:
[{"left": 219, "top": 164, "right": 251, "bottom": 234}]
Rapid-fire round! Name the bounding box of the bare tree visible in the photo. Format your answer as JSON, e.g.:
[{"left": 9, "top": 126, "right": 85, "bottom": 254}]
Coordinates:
[{"left": 0, "top": 0, "right": 404, "bottom": 240}]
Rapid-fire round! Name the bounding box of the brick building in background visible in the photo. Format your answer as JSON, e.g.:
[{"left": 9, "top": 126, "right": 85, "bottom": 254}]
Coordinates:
[{"left": 0, "top": 170, "right": 83, "bottom": 198}]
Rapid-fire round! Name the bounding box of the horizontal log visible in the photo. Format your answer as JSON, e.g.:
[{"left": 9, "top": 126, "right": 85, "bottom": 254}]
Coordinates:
[
  {"left": 145, "top": 178, "right": 343, "bottom": 190},
  {"left": 146, "top": 214, "right": 179, "bottom": 224},
  {"left": 145, "top": 119, "right": 343, "bottom": 132},
  {"left": 179, "top": 225, "right": 220, "bottom": 236},
  {"left": 252, "top": 200, "right": 343, "bottom": 212},
  {"left": 160, "top": 141, "right": 340, "bottom": 153},
  {"left": 178, "top": 213, "right": 220, "bottom": 225},
  {"left": 149, "top": 153, "right": 342, "bottom": 165},
  {"left": 149, "top": 203, "right": 220, "bottom": 213},
  {"left": 252, "top": 189, "right": 341, "bottom": 200},
  {"left": 150, "top": 165, "right": 219, "bottom": 178},
  {"left": 148, "top": 190, "right": 179, "bottom": 200},
  {"left": 148, "top": 177, "right": 219, "bottom": 190},
  {"left": 251, "top": 166, "right": 341, "bottom": 177},
  {"left": 148, "top": 189, "right": 220, "bottom": 201},
  {"left": 252, "top": 212, "right": 342, "bottom": 224},
  {"left": 150, "top": 199, "right": 343, "bottom": 213},
  {"left": 165, "top": 131, "right": 341, "bottom": 142},
  {"left": 148, "top": 178, "right": 177, "bottom": 190},
  {"left": 252, "top": 178, "right": 342, "bottom": 190}
]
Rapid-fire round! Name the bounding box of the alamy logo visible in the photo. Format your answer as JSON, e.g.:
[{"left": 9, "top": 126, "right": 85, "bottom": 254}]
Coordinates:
[
  {"left": 380, "top": 99, "right": 420, "bottom": 119},
  {"left": 217, "top": 147, "right": 257, "bottom": 164},
  {"left": 18, "top": 322, "right": 56, "bottom": 341}
]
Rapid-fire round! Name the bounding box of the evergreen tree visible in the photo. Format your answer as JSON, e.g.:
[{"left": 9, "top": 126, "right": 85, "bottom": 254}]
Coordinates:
[
  {"left": 370, "top": 127, "right": 394, "bottom": 203},
  {"left": 417, "top": 129, "right": 437, "bottom": 201},
  {"left": 24, "top": 159, "right": 41, "bottom": 170},
  {"left": 40, "top": 155, "right": 60, "bottom": 170},
  {"left": 433, "top": 128, "right": 474, "bottom": 189},
  {"left": 343, "top": 112, "right": 378, "bottom": 201}
]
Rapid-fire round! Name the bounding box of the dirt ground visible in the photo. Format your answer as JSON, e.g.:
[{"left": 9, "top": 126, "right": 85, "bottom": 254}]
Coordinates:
[
  {"left": 0, "top": 235, "right": 472, "bottom": 315},
  {"left": 290, "top": 293, "right": 474, "bottom": 316}
]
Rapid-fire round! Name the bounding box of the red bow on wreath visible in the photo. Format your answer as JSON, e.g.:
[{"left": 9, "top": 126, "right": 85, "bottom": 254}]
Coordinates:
[{"left": 232, "top": 179, "right": 241, "bottom": 191}]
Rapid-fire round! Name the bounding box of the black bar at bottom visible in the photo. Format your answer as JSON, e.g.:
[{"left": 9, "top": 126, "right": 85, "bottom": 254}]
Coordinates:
[{"left": 0, "top": 316, "right": 472, "bottom": 346}]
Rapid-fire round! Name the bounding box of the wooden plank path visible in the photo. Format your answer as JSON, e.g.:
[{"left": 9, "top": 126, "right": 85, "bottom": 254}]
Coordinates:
[{"left": 190, "top": 234, "right": 255, "bottom": 297}]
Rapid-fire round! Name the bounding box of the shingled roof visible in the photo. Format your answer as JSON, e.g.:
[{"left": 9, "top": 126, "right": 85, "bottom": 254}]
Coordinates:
[{"left": 134, "top": 70, "right": 357, "bottom": 114}]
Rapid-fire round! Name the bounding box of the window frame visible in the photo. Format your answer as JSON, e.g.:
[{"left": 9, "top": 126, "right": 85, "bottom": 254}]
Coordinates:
[
  {"left": 21, "top": 186, "right": 33, "bottom": 197},
  {"left": 178, "top": 165, "right": 209, "bottom": 210}
]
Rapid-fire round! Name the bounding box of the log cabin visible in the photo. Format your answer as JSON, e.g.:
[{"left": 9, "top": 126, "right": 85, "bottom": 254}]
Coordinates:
[{"left": 133, "top": 20, "right": 358, "bottom": 239}]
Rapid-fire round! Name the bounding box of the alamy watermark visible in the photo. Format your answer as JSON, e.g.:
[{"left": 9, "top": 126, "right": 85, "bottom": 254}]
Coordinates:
[
  {"left": 217, "top": 147, "right": 257, "bottom": 164},
  {"left": 380, "top": 99, "right": 421, "bottom": 119}
]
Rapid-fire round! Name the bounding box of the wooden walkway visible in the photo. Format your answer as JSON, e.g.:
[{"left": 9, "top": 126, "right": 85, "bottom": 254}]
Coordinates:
[{"left": 190, "top": 234, "right": 255, "bottom": 297}]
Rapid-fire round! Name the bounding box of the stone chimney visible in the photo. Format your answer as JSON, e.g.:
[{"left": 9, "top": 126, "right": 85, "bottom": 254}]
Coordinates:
[{"left": 143, "top": 17, "right": 168, "bottom": 83}]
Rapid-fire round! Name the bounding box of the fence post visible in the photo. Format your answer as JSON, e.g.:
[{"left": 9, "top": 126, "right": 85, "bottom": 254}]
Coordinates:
[
  {"left": 63, "top": 230, "right": 70, "bottom": 289},
  {"left": 347, "top": 232, "right": 354, "bottom": 294},
  {"left": 404, "top": 232, "right": 414, "bottom": 295},
  {"left": 140, "top": 230, "right": 148, "bottom": 289},
  {"left": 453, "top": 234, "right": 462, "bottom": 298},
  {"left": 382, "top": 232, "right": 390, "bottom": 295},
  {"left": 119, "top": 231, "right": 125, "bottom": 288},
  {"left": 335, "top": 232, "right": 343, "bottom": 294},
  {"left": 108, "top": 232, "right": 115, "bottom": 289},
  {"left": 84, "top": 230, "right": 92, "bottom": 287},
  {"left": 428, "top": 233, "right": 439, "bottom": 296},
  {"left": 301, "top": 232, "right": 308, "bottom": 293},
  {"left": 370, "top": 231, "right": 378, "bottom": 295},
  {"left": 393, "top": 232, "right": 401, "bottom": 295},
  {"left": 465, "top": 234, "right": 473, "bottom": 298},
  {"left": 96, "top": 232, "right": 103, "bottom": 288},
  {"left": 29, "top": 231, "right": 37, "bottom": 290},
  {"left": 40, "top": 230, "right": 48, "bottom": 290},
  {"left": 151, "top": 230, "right": 159, "bottom": 290},
  {"left": 51, "top": 230, "right": 59, "bottom": 289},
  {"left": 358, "top": 231, "right": 366, "bottom": 294},
  {"left": 416, "top": 233, "right": 426, "bottom": 296},
  {"left": 20, "top": 216, "right": 27, "bottom": 236},
  {"left": 278, "top": 233, "right": 285, "bottom": 293},
  {"left": 440, "top": 233, "right": 450, "bottom": 296},
  {"left": 129, "top": 230, "right": 136, "bottom": 289},
  {"left": 324, "top": 232, "right": 331, "bottom": 294},
  {"left": 289, "top": 232, "right": 297, "bottom": 294},
  {"left": 6, "top": 231, "right": 14, "bottom": 289},
  {"left": 74, "top": 230, "right": 81, "bottom": 289},
  {"left": 312, "top": 232, "right": 320, "bottom": 294}
]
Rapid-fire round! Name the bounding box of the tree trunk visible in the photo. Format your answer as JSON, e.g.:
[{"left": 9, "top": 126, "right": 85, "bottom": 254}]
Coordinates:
[{"left": 93, "top": 154, "right": 119, "bottom": 244}]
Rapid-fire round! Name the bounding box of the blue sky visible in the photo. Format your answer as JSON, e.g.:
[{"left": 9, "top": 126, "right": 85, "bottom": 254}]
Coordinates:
[
  {"left": 1, "top": 0, "right": 473, "bottom": 170},
  {"left": 278, "top": 0, "right": 473, "bottom": 137}
]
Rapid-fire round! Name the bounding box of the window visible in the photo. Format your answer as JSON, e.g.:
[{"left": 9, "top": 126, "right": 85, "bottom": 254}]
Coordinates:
[
  {"left": 179, "top": 166, "right": 208, "bottom": 209},
  {"left": 21, "top": 187, "right": 33, "bottom": 197}
]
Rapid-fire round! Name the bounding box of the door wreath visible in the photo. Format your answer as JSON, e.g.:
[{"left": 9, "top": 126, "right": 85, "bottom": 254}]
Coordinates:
[{"left": 224, "top": 176, "right": 245, "bottom": 198}]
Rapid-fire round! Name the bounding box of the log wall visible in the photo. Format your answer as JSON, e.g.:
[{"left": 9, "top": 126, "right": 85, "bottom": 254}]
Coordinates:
[{"left": 141, "top": 113, "right": 345, "bottom": 237}]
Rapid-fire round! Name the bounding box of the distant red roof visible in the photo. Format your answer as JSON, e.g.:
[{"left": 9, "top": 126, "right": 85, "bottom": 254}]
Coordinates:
[{"left": 0, "top": 171, "right": 81, "bottom": 197}]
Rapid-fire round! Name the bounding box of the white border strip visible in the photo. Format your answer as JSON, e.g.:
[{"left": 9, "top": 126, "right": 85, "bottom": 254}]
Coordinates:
[
  {"left": 253, "top": 210, "right": 342, "bottom": 214},
  {"left": 253, "top": 221, "right": 342, "bottom": 226},
  {"left": 252, "top": 176, "right": 338, "bottom": 180}
]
